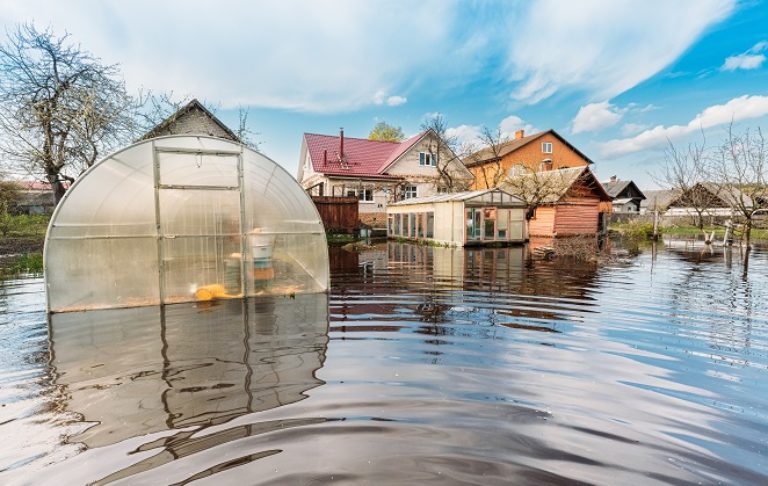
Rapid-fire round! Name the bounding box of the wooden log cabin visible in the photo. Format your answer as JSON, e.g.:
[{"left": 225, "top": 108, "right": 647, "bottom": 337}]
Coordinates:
[{"left": 509, "top": 167, "right": 613, "bottom": 238}]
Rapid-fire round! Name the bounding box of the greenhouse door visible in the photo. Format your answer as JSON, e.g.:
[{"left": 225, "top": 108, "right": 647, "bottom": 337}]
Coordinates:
[{"left": 154, "top": 147, "right": 245, "bottom": 304}]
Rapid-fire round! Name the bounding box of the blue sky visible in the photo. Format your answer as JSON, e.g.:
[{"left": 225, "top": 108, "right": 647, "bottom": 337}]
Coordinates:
[{"left": 1, "top": 0, "right": 767, "bottom": 188}]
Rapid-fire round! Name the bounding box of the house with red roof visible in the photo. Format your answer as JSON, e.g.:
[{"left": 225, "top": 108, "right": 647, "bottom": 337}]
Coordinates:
[{"left": 297, "top": 129, "right": 473, "bottom": 228}]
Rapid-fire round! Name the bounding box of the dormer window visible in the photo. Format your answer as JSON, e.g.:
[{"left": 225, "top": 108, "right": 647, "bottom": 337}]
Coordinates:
[
  {"left": 419, "top": 152, "right": 437, "bottom": 167},
  {"left": 542, "top": 142, "right": 553, "bottom": 154}
]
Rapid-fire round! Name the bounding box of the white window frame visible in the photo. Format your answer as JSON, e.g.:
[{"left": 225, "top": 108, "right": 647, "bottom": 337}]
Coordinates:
[
  {"left": 346, "top": 188, "right": 375, "bottom": 202},
  {"left": 542, "top": 142, "right": 553, "bottom": 154},
  {"left": 403, "top": 185, "right": 418, "bottom": 199},
  {"left": 419, "top": 152, "right": 437, "bottom": 167},
  {"left": 358, "top": 188, "right": 374, "bottom": 202}
]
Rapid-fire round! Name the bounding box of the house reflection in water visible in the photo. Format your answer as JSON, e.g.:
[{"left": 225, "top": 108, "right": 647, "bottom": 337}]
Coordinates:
[
  {"left": 330, "top": 242, "right": 600, "bottom": 331},
  {"left": 49, "top": 294, "right": 329, "bottom": 448}
]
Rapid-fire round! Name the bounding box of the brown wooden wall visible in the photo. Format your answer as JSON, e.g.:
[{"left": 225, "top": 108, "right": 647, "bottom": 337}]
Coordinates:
[
  {"left": 554, "top": 203, "right": 600, "bottom": 235},
  {"left": 529, "top": 206, "right": 556, "bottom": 237},
  {"left": 311, "top": 196, "right": 359, "bottom": 233}
]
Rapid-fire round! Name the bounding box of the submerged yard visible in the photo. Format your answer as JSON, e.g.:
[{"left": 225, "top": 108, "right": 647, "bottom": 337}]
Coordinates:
[{"left": 0, "top": 240, "right": 767, "bottom": 484}]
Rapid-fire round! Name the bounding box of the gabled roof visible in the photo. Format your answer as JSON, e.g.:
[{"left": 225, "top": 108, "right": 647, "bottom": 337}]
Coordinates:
[
  {"left": 601, "top": 179, "right": 646, "bottom": 200},
  {"left": 304, "top": 130, "right": 431, "bottom": 178},
  {"left": 140, "top": 99, "right": 240, "bottom": 142},
  {"left": 503, "top": 166, "right": 611, "bottom": 204},
  {"left": 377, "top": 131, "right": 429, "bottom": 173},
  {"left": 641, "top": 189, "right": 680, "bottom": 210},
  {"left": 465, "top": 129, "right": 595, "bottom": 167},
  {"left": 667, "top": 182, "right": 758, "bottom": 209}
]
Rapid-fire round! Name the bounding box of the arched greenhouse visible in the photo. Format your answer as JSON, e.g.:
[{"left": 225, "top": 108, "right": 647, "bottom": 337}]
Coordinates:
[{"left": 45, "top": 136, "right": 329, "bottom": 313}]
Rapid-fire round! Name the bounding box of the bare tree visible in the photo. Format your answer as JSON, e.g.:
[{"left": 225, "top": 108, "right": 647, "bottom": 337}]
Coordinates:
[
  {"left": 710, "top": 126, "right": 768, "bottom": 247},
  {"left": 468, "top": 126, "right": 509, "bottom": 189},
  {"left": 131, "top": 90, "right": 191, "bottom": 136},
  {"left": 654, "top": 137, "right": 718, "bottom": 232},
  {"left": 419, "top": 114, "right": 473, "bottom": 192},
  {"left": 502, "top": 166, "right": 576, "bottom": 221},
  {"left": 0, "top": 24, "right": 135, "bottom": 203},
  {"left": 235, "top": 106, "right": 261, "bottom": 149}
]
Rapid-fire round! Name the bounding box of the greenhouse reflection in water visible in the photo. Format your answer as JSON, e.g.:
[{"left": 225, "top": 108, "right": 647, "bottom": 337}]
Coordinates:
[{"left": 49, "top": 294, "right": 328, "bottom": 449}]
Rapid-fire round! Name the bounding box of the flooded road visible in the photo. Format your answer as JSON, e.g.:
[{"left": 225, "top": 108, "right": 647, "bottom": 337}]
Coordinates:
[{"left": 1, "top": 241, "right": 767, "bottom": 485}]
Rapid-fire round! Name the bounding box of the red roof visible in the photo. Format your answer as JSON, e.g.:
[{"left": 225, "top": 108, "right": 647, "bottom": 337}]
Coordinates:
[{"left": 304, "top": 131, "right": 426, "bottom": 178}]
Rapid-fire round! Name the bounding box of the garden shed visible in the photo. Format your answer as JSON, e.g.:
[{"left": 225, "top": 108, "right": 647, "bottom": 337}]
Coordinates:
[
  {"left": 44, "top": 135, "right": 329, "bottom": 313},
  {"left": 386, "top": 189, "right": 527, "bottom": 246}
]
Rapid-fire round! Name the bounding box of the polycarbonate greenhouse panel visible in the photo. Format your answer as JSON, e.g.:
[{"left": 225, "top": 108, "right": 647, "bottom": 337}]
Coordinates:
[{"left": 45, "top": 135, "right": 329, "bottom": 313}]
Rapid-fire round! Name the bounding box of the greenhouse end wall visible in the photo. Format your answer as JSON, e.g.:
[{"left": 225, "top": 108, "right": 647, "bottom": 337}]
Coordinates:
[{"left": 45, "top": 135, "right": 329, "bottom": 313}]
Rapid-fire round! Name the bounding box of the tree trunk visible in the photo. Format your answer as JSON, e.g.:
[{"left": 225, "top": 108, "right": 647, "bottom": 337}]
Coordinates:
[{"left": 744, "top": 219, "right": 752, "bottom": 248}]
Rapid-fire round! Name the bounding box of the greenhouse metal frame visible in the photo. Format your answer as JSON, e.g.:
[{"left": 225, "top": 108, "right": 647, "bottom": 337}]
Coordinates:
[{"left": 45, "top": 135, "right": 329, "bottom": 313}]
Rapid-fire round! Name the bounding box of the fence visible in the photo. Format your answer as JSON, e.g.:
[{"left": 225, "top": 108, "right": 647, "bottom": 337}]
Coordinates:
[{"left": 311, "top": 196, "right": 359, "bottom": 233}]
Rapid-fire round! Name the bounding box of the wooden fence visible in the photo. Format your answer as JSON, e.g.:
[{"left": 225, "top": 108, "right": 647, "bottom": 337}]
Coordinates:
[{"left": 311, "top": 196, "right": 359, "bottom": 233}]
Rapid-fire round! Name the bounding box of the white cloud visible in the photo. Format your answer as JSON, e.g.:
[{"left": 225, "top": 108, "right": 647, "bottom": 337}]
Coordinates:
[
  {"left": 506, "top": 0, "right": 734, "bottom": 103},
  {"left": 621, "top": 123, "right": 648, "bottom": 136},
  {"left": 445, "top": 124, "right": 482, "bottom": 146},
  {"left": 498, "top": 115, "right": 537, "bottom": 139},
  {"left": 373, "top": 91, "right": 407, "bottom": 106},
  {"left": 721, "top": 40, "right": 768, "bottom": 71},
  {"left": 372, "top": 90, "right": 387, "bottom": 105},
  {"left": 0, "top": 1, "right": 451, "bottom": 112},
  {"left": 571, "top": 101, "right": 625, "bottom": 134},
  {"left": 600, "top": 95, "right": 768, "bottom": 157},
  {"left": 0, "top": 0, "right": 735, "bottom": 111},
  {"left": 446, "top": 115, "right": 537, "bottom": 147},
  {"left": 386, "top": 95, "right": 407, "bottom": 106}
]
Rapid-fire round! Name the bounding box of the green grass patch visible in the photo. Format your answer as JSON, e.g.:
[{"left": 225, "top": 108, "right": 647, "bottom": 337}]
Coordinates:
[
  {"left": 661, "top": 225, "right": 768, "bottom": 240},
  {"left": 326, "top": 233, "right": 362, "bottom": 245},
  {"left": 609, "top": 221, "right": 658, "bottom": 240},
  {"left": 0, "top": 213, "right": 50, "bottom": 239},
  {"left": 1, "top": 252, "right": 43, "bottom": 276}
]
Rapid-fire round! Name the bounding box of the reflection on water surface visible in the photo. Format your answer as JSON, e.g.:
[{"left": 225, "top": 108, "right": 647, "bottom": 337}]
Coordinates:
[{"left": 1, "top": 241, "right": 768, "bottom": 485}]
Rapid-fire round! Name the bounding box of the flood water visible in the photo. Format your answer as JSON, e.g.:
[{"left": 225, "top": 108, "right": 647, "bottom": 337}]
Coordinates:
[{"left": 1, "top": 240, "right": 768, "bottom": 485}]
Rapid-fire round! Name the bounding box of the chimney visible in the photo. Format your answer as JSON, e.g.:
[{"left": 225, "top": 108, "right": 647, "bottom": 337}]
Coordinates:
[
  {"left": 339, "top": 127, "right": 344, "bottom": 157},
  {"left": 515, "top": 129, "right": 525, "bottom": 139},
  {"left": 610, "top": 175, "right": 617, "bottom": 182},
  {"left": 323, "top": 149, "right": 327, "bottom": 166}
]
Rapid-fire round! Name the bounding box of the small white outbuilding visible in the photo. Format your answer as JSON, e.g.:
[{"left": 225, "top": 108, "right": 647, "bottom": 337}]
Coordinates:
[{"left": 386, "top": 189, "right": 527, "bottom": 247}]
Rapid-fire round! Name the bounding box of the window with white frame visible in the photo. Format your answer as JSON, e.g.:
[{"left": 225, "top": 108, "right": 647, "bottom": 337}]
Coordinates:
[
  {"left": 419, "top": 152, "right": 437, "bottom": 167},
  {"left": 437, "top": 186, "right": 449, "bottom": 194},
  {"left": 402, "top": 185, "right": 417, "bottom": 199},
  {"left": 345, "top": 188, "right": 374, "bottom": 201},
  {"left": 358, "top": 188, "right": 373, "bottom": 202},
  {"left": 541, "top": 142, "right": 553, "bottom": 154}
]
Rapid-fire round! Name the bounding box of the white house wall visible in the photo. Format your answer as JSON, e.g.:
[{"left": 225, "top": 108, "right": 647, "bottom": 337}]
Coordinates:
[{"left": 386, "top": 136, "right": 474, "bottom": 196}]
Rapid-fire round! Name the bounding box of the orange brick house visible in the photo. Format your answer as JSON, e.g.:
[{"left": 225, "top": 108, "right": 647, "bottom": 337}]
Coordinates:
[
  {"left": 466, "top": 129, "right": 593, "bottom": 190},
  {"left": 465, "top": 130, "right": 612, "bottom": 238}
]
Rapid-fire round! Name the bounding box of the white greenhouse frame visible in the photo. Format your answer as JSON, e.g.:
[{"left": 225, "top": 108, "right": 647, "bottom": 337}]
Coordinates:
[{"left": 45, "top": 136, "right": 329, "bottom": 313}]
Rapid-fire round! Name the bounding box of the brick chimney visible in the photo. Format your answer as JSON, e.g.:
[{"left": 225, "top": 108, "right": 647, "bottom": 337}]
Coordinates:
[
  {"left": 339, "top": 127, "right": 344, "bottom": 157},
  {"left": 515, "top": 129, "right": 525, "bottom": 139}
]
